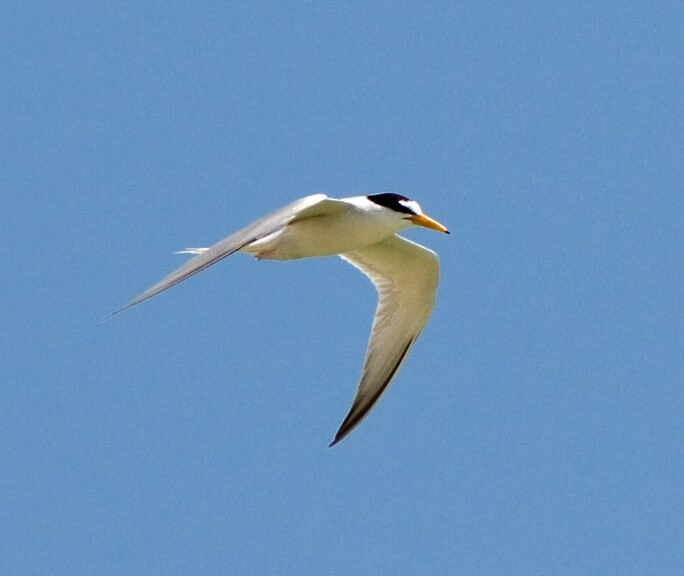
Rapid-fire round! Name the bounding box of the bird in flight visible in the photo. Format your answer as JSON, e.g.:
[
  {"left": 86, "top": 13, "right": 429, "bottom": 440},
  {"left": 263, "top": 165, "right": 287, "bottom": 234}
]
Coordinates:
[{"left": 111, "top": 193, "right": 449, "bottom": 446}]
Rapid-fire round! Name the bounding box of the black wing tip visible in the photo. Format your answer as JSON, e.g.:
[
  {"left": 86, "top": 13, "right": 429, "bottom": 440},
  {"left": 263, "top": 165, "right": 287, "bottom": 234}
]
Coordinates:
[
  {"left": 330, "top": 410, "right": 363, "bottom": 446},
  {"left": 328, "top": 430, "right": 347, "bottom": 448},
  {"left": 328, "top": 404, "right": 362, "bottom": 447},
  {"left": 102, "top": 307, "right": 125, "bottom": 323},
  {"left": 328, "top": 338, "right": 416, "bottom": 447},
  {"left": 103, "top": 300, "right": 138, "bottom": 322}
]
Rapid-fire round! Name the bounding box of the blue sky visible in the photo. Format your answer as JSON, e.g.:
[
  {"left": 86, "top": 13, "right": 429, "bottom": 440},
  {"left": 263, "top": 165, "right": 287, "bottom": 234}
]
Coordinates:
[{"left": 2, "top": 2, "right": 682, "bottom": 574}]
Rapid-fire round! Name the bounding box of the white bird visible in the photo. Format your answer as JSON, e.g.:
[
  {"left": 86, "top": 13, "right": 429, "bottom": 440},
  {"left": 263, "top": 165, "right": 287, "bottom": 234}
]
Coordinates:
[{"left": 111, "top": 193, "right": 449, "bottom": 446}]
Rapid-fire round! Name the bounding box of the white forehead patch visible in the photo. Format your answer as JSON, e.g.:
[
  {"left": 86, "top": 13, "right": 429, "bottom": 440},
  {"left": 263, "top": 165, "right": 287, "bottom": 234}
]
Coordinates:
[{"left": 399, "top": 199, "right": 422, "bottom": 214}]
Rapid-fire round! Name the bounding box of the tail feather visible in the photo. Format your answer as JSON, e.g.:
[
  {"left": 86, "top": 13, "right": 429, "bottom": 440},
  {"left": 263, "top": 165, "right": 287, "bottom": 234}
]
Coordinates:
[{"left": 173, "top": 247, "right": 209, "bottom": 255}]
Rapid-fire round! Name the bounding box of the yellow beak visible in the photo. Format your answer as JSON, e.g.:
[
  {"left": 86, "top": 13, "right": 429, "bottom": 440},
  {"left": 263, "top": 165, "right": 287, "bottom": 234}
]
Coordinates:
[{"left": 408, "top": 213, "right": 450, "bottom": 234}]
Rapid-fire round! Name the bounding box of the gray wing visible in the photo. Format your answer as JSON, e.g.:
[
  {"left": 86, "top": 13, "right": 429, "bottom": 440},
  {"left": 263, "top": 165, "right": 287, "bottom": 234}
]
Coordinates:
[
  {"left": 110, "top": 194, "right": 345, "bottom": 316},
  {"left": 330, "top": 235, "right": 440, "bottom": 446}
]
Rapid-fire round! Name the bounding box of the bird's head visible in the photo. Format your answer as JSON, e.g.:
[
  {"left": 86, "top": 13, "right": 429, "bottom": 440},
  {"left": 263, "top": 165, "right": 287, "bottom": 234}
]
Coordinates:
[{"left": 366, "top": 193, "right": 450, "bottom": 234}]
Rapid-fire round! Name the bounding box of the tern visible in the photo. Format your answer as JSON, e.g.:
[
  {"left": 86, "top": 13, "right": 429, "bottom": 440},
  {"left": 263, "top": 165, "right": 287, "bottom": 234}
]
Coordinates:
[{"left": 111, "top": 193, "right": 449, "bottom": 446}]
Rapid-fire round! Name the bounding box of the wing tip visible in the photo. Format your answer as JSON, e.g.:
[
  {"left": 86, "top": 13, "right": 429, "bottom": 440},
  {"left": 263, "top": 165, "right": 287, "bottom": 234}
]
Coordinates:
[
  {"left": 328, "top": 338, "right": 416, "bottom": 447},
  {"left": 328, "top": 399, "right": 367, "bottom": 448},
  {"left": 328, "top": 430, "right": 346, "bottom": 448},
  {"left": 102, "top": 302, "right": 133, "bottom": 322}
]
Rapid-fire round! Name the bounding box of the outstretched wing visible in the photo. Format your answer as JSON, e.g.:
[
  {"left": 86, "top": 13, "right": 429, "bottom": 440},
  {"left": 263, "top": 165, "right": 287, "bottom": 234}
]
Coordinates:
[
  {"left": 110, "top": 194, "right": 345, "bottom": 316},
  {"left": 331, "top": 235, "right": 440, "bottom": 446}
]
